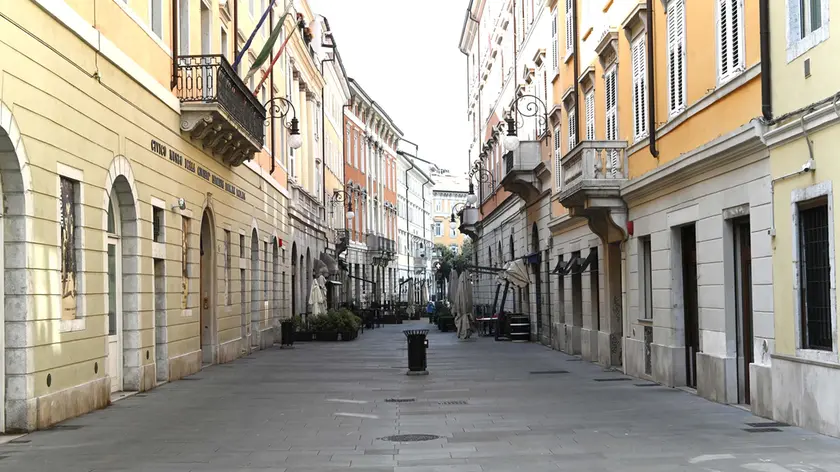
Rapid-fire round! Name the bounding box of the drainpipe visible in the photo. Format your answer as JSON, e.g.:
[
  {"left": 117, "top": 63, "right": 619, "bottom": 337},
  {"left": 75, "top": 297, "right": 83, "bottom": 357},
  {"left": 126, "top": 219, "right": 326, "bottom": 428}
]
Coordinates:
[
  {"left": 572, "top": 0, "right": 580, "bottom": 144},
  {"left": 171, "top": 0, "right": 178, "bottom": 89},
  {"left": 269, "top": 7, "right": 276, "bottom": 175},
  {"left": 759, "top": 0, "right": 773, "bottom": 121},
  {"left": 646, "top": 0, "right": 659, "bottom": 158}
]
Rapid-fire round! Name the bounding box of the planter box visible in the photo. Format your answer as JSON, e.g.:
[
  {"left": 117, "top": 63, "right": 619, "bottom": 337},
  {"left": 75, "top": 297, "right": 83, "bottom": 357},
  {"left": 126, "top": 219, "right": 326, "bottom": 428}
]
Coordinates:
[
  {"left": 339, "top": 331, "right": 358, "bottom": 341},
  {"left": 437, "top": 316, "right": 456, "bottom": 332},
  {"left": 315, "top": 331, "right": 339, "bottom": 342},
  {"left": 295, "top": 331, "right": 315, "bottom": 342}
]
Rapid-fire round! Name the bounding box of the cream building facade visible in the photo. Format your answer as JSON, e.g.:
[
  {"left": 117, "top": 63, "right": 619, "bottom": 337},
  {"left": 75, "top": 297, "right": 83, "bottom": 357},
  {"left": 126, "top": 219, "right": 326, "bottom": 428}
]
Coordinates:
[
  {"left": 0, "top": 0, "right": 342, "bottom": 432},
  {"left": 432, "top": 172, "right": 470, "bottom": 254}
]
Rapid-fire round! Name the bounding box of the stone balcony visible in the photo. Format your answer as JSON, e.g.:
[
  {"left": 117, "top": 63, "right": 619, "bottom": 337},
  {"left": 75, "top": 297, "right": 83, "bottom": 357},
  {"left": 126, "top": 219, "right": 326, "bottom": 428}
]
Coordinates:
[
  {"left": 556, "top": 140, "right": 629, "bottom": 243},
  {"left": 500, "top": 140, "right": 547, "bottom": 202},
  {"left": 175, "top": 55, "right": 266, "bottom": 167}
]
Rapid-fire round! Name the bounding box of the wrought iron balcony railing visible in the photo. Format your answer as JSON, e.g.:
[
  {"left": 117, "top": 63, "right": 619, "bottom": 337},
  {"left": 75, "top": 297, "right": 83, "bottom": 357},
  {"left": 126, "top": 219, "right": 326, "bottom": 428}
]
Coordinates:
[{"left": 175, "top": 55, "right": 267, "bottom": 165}]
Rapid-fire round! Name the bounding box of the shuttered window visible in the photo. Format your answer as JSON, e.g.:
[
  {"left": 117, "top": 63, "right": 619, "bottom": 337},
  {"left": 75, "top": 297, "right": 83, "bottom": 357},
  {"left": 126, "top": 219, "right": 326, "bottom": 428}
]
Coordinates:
[
  {"left": 631, "top": 35, "right": 648, "bottom": 141},
  {"left": 667, "top": 0, "right": 686, "bottom": 115},
  {"left": 565, "top": 0, "right": 574, "bottom": 55},
  {"left": 554, "top": 126, "right": 563, "bottom": 190},
  {"left": 717, "top": 0, "right": 744, "bottom": 83},
  {"left": 584, "top": 92, "right": 595, "bottom": 141},
  {"left": 551, "top": 8, "right": 559, "bottom": 72},
  {"left": 604, "top": 66, "right": 619, "bottom": 176},
  {"left": 567, "top": 109, "right": 577, "bottom": 152}
]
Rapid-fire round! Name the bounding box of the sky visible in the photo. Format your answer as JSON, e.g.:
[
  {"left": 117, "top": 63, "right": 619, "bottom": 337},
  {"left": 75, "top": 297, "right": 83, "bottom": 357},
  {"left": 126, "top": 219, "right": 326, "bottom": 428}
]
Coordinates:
[{"left": 308, "top": 0, "right": 470, "bottom": 174}]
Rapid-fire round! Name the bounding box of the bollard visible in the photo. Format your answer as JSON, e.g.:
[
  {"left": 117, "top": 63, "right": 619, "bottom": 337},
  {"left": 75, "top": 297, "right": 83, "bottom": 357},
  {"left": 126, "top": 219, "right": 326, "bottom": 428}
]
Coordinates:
[{"left": 403, "top": 329, "right": 429, "bottom": 376}]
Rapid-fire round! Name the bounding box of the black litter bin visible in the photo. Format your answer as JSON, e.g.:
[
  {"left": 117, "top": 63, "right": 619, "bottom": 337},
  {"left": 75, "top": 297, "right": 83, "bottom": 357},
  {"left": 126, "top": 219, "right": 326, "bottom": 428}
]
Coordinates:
[
  {"left": 403, "top": 329, "right": 429, "bottom": 375},
  {"left": 280, "top": 320, "right": 295, "bottom": 347}
]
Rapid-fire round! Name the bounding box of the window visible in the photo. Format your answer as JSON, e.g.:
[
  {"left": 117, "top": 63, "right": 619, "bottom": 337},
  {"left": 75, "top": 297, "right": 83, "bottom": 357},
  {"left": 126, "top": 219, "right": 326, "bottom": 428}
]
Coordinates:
[
  {"left": 605, "top": 66, "right": 618, "bottom": 141},
  {"left": 584, "top": 91, "right": 595, "bottom": 141},
  {"left": 224, "top": 230, "right": 231, "bottom": 304},
  {"left": 353, "top": 134, "right": 358, "bottom": 167},
  {"left": 565, "top": 0, "right": 574, "bottom": 56},
  {"left": 249, "top": 0, "right": 255, "bottom": 17},
  {"left": 717, "top": 0, "right": 744, "bottom": 83},
  {"left": 60, "top": 176, "right": 80, "bottom": 320},
  {"left": 554, "top": 126, "right": 563, "bottom": 190},
  {"left": 239, "top": 233, "right": 246, "bottom": 258},
  {"left": 221, "top": 27, "right": 228, "bottom": 60},
  {"left": 435, "top": 200, "right": 442, "bottom": 212},
  {"left": 551, "top": 7, "right": 559, "bottom": 72},
  {"left": 181, "top": 216, "right": 190, "bottom": 309},
  {"left": 261, "top": 0, "right": 268, "bottom": 36},
  {"left": 178, "top": 0, "right": 190, "bottom": 55},
  {"left": 788, "top": 0, "right": 830, "bottom": 60},
  {"left": 434, "top": 222, "right": 442, "bottom": 237},
  {"left": 150, "top": 0, "right": 163, "bottom": 38},
  {"left": 152, "top": 206, "right": 164, "bottom": 242},
  {"left": 798, "top": 199, "right": 832, "bottom": 351},
  {"left": 639, "top": 236, "right": 653, "bottom": 319},
  {"left": 567, "top": 109, "right": 577, "bottom": 151},
  {"left": 631, "top": 35, "right": 648, "bottom": 141},
  {"left": 667, "top": 0, "right": 687, "bottom": 115}
]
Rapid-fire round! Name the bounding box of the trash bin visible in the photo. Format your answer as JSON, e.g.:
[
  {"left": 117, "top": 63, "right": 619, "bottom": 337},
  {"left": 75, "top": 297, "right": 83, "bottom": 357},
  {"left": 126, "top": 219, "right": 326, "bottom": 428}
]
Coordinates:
[
  {"left": 280, "top": 320, "right": 295, "bottom": 347},
  {"left": 403, "top": 329, "right": 429, "bottom": 376}
]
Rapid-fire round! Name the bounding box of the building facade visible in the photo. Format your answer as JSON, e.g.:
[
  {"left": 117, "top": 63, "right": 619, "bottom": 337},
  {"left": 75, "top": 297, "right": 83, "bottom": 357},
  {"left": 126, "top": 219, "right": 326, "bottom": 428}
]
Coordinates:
[
  {"left": 764, "top": 0, "right": 839, "bottom": 437},
  {"left": 342, "top": 80, "right": 399, "bottom": 306},
  {"left": 432, "top": 172, "right": 470, "bottom": 254},
  {"left": 396, "top": 154, "right": 434, "bottom": 303},
  {"left": 460, "top": 0, "right": 774, "bottom": 417},
  {"left": 0, "top": 0, "right": 365, "bottom": 432}
]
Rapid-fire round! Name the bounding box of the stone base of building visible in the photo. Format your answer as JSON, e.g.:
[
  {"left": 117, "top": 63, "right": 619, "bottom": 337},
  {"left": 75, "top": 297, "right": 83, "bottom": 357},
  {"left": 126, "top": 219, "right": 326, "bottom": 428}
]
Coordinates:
[
  {"left": 564, "top": 324, "right": 581, "bottom": 355},
  {"left": 219, "top": 337, "right": 245, "bottom": 364},
  {"left": 581, "top": 328, "right": 599, "bottom": 362},
  {"left": 696, "top": 352, "right": 737, "bottom": 403},
  {"left": 771, "top": 354, "right": 840, "bottom": 438},
  {"left": 551, "top": 322, "right": 564, "bottom": 351},
  {"left": 169, "top": 350, "right": 202, "bottom": 381},
  {"left": 750, "top": 363, "right": 773, "bottom": 419},
  {"left": 34, "top": 376, "right": 110, "bottom": 431},
  {"left": 139, "top": 364, "right": 156, "bottom": 392},
  {"left": 624, "top": 337, "right": 648, "bottom": 379},
  {"left": 652, "top": 343, "right": 687, "bottom": 387},
  {"left": 596, "top": 332, "right": 622, "bottom": 367},
  {"left": 259, "top": 327, "right": 274, "bottom": 350}
]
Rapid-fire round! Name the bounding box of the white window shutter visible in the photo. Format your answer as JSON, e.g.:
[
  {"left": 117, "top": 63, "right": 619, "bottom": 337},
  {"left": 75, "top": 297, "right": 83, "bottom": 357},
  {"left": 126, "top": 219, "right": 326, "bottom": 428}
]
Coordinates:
[
  {"left": 554, "top": 126, "right": 563, "bottom": 190},
  {"left": 718, "top": 0, "right": 728, "bottom": 78},
  {"left": 551, "top": 8, "right": 559, "bottom": 72},
  {"left": 585, "top": 92, "right": 595, "bottom": 141},
  {"left": 568, "top": 109, "right": 577, "bottom": 151},
  {"left": 667, "top": 0, "right": 686, "bottom": 114},
  {"left": 565, "top": 0, "right": 574, "bottom": 54},
  {"left": 631, "top": 35, "right": 647, "bottom": 141}
]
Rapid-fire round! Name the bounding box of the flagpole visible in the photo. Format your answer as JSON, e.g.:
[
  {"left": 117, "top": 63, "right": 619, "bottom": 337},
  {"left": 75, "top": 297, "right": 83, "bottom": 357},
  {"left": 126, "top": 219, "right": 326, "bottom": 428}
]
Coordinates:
[
  {"left": 253, "top": 24, "right": 296, "bottom": 95},
  {"left": 232, "top": 0, "right": 282, "bottom": 69}
]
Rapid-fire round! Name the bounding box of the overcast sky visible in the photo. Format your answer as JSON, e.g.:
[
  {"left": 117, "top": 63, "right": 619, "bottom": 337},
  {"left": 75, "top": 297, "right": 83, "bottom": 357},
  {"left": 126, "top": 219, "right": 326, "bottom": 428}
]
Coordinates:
[{"left": 308, "top": 0, "right": 470, "bottom": 174}]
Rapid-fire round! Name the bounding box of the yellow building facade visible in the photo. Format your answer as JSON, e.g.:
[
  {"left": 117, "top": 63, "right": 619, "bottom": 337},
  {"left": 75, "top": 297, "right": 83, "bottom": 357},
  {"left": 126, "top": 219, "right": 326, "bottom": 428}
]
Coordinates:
[
  {"left": 763, "top": 0, "right": 840, "bottom": 437},
  {"left": 0, "top": 0, "right": 335, "bottom": 432}
]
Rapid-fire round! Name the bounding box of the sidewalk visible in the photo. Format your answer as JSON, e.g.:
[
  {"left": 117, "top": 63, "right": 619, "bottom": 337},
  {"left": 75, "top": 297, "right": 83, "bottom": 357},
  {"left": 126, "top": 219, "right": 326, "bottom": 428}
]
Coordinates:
[{"left": 2, "top": 321, "right": 839, "bottom": 472}]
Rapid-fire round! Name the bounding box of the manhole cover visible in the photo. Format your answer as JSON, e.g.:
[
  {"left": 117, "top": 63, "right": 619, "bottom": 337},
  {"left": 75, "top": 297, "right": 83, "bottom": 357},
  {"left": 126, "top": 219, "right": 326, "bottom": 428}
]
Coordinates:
[
  {"left": 633, "top": 383, "right": 659, "bottom": 387},
  {"left": 385, "top": 398, "right": 415, "bottom": 403},
  {"left": 438, "top": 400, "right": 467, "bottom": 405},
  {"left": 743, "top": 428, "right": 782, "bottom": 433},
  {"left": 379, "top": 434, "right": 440, "bottom": 442},
  {"left": 8, "top": 440, "right": 29, "bottom": 444},
  {"left": 529, "top": 370, "right": 569, "bottom": 374},
  {"left": 593, "top": 378, "right": 632, "bottom": 382},
  {"left": 746, "top": 422, "right": 788, "bottom": 428}
]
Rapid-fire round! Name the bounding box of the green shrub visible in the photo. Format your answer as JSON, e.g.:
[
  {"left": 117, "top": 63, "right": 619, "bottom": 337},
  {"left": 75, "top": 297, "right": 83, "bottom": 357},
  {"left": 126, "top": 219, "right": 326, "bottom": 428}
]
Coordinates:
[{"left": 312, "top": 309, "right": 361, "bottom": 334}]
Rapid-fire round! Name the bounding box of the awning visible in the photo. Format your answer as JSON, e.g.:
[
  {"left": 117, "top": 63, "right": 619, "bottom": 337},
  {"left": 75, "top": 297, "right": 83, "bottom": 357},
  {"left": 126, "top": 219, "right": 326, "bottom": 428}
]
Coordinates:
[
  {"left": 327, "top": 280, "right": 343, "bottom": 285},
  {"left": 320, "top": 252, "right": 339, "bottom": 275}
]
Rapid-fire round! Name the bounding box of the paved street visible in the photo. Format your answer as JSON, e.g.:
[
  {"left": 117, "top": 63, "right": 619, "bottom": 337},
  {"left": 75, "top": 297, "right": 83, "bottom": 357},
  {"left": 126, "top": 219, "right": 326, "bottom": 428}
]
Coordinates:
[{"left": 3, "top": 322, "right": 840, "bottom": 472}]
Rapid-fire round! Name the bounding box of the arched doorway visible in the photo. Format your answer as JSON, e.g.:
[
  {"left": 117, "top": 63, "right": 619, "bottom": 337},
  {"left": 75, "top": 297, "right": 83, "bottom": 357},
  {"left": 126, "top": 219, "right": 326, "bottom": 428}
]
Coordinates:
[
  {"left": 106, "top": 175, "right": 139, "bottom": 392},
  {"left": 250, "top": 229, "right": 260, "bottom": 348},
  {"left": 199, "top": 209, "right": 216, "bottom": 365},
  {"left": 1, "top": 103, "right": 30, "bottom": 431}
]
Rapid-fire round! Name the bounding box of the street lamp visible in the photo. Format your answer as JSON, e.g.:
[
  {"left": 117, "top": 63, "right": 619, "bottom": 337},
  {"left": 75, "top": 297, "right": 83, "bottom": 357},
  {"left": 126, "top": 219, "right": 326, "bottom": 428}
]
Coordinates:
[
  {"left": 503, "top": 94, "right": 549, "bottom": 152},
  {"left": 330, "top": 190, "right": 355, "bottom": 221},
  {"left": 450, "top": 202, "right": 467, "bottom": 230},
  {"left": 264, "top": 97, "right": 302, "bottom": 150}
]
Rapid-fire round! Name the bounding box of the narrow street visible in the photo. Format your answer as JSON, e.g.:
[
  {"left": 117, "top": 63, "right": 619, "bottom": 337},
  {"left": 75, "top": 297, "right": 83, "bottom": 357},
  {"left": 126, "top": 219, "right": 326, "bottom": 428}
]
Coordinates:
[{"left": 3, "top": 324, "right": 840, "bottom": 472}]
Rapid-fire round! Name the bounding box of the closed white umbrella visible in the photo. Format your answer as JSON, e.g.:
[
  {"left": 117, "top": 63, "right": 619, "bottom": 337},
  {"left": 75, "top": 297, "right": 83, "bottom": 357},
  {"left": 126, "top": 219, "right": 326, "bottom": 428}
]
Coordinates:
[
  {"left": 308, "top": 275, "right": 327, "bottom": 316},
  {"left": 504, "top": 260, "right": 531, "bottom": 288},
  {"left": 455, "top": 271, "right": 475, "bottom": 339},
  {"left": 448, "top": 270, "right": 459, "bottom": 307}
]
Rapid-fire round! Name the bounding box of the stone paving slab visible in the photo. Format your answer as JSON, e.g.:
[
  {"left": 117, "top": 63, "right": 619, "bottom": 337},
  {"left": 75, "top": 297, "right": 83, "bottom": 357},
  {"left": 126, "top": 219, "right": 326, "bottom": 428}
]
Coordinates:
[{"left": 2, "top": 321, "right": 840, "bottom": 471}]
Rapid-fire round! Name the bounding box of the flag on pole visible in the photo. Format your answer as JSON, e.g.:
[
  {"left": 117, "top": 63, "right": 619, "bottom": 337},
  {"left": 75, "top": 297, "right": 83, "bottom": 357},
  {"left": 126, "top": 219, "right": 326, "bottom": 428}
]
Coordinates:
[
  {"left": 252, "top": 21, "right": 297, "bottom": 95},
  {"left": 243, "top": 11, "right": 290, "bottom": 83},
  {"left": 232, "top": 0, "right": 292, "bottom": 69}
]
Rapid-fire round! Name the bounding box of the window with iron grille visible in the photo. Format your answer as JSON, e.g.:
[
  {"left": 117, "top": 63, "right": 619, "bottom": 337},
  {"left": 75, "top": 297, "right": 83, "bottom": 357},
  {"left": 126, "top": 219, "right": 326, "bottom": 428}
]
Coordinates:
[{"left": 798, "top": 199, "right": 833, "bottom": 351}]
